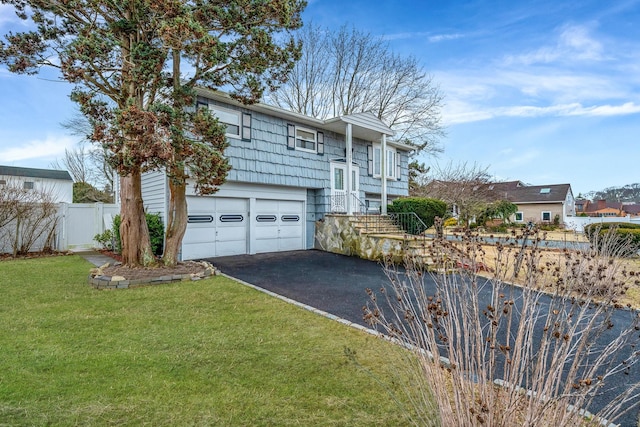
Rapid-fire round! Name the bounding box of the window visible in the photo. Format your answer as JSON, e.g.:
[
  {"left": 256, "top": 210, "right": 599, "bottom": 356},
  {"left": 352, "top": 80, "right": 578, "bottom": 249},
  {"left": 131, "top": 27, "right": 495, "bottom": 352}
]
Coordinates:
[
  {"left": 0, "top": 179, "right": 5, "bottom": 186},
  {"left": 23, "top": 181, "right": 34, "bottom": 190},
  {"left": 373, "top": 146, "right": 381, "bottom": 176},
  {"left": 334, "top": 167, "right": 344, "bottom": 191},
  {"left": 540, "top": 188, "right": 551, "bottom": 194},
  {"left": 541, "top": 211, "right": 551, "bottom": 222},
  {"left": 188, "top": 215, "right": 214, "bottom": 223},
  {"left": 219, "top": 214, "right": 244, "bottom": 222},
  {"left": 208, "top": 105, "right": 251, "bottom": 141},
  {"left": 287, "top": 124, "right": 324, "bottom": 154},
  {"left": 369, "top": 144, "right": 398, "bottom": 179},
  {"left": 515, "top": 212, "right": 524, "bottom": 222},
  {"left": 295, "top": 127, "right": 316, "bottom": 151}
]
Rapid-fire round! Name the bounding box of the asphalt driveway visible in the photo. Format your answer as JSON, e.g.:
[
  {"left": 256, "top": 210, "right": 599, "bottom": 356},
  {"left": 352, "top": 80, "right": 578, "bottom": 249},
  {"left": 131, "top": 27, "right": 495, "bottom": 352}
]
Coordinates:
[
  {"left": 205, "top": 249, "right": 395, "bottom": 327},
  {"left": 206, "top": 249, "right": 640, "bottom": 426}
]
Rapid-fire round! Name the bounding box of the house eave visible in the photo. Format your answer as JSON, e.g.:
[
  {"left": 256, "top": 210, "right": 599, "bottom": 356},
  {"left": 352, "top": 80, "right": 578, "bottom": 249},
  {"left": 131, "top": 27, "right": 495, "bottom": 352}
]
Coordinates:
[{"left": 196, "top": 88, "right": 396, "bottom": 142}]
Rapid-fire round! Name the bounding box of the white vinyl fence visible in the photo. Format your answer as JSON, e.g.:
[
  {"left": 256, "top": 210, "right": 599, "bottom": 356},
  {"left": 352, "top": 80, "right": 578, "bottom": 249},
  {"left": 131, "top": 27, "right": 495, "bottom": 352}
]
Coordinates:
[
  {"left": 565, "top": 215, "right": 640, "bottom": 233},
  {"left": 57, "top": 203, "right": 119, "bottom": 251},
  {"left": 0, "top": 202, "right": 119, "bottom": 254}
]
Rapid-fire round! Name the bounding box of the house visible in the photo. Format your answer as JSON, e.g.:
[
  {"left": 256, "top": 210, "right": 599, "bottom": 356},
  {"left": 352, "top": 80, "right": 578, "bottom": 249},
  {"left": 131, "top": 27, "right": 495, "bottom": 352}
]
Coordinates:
[
  {"left": 503, "top": 183, "right": 575, "bottom": 225},
  {"left": 0, "top": 165, "right": 73, "bottom": 203},
  {"left": 579, "top": 199, "right": 640, "bottom": 218},
  {"left": 422, "top": 179, "right": 575, "bottom": 226},
  {"left": 141, "top": 89, "right": 412, "bottom": 260}
]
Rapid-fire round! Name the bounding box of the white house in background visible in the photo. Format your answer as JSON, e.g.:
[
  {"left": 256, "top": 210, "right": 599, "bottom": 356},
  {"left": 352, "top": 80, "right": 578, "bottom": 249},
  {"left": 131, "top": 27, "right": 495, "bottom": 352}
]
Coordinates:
[
  {"left": 141, "top": 88, "right": 413, "bottom": 260},
  {"left": 0, "top": 165, "right": 74, "bottom": 203}
]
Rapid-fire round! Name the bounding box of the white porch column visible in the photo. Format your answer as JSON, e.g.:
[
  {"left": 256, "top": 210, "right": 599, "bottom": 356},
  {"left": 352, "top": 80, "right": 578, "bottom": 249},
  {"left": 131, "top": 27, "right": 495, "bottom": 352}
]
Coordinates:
[
  {"left": 345, "top": 123, "right": 353, "bottom": 214},
  {"left": 381, "top": 134, "right": 387, "bottom": 215}
]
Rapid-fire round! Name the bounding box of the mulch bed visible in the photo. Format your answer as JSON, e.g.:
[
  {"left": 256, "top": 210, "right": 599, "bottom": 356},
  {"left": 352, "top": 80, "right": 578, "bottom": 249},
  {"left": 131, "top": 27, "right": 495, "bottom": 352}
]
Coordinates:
[
  {"left": 95, "top": 250, "right": 212, "bottom": 281},
  {"left": 100, "top": 261, "right": 209, "bottom": 281}
]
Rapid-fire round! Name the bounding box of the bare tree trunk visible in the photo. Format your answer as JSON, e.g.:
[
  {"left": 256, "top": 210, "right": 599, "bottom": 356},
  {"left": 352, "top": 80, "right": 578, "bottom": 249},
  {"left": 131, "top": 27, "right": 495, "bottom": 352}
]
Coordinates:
[
  {"left": 162, "top": 177, "right": 188, "bottom": 267},
  {"left": 119, "top": 168, "right": 154, "bottom": 266}
]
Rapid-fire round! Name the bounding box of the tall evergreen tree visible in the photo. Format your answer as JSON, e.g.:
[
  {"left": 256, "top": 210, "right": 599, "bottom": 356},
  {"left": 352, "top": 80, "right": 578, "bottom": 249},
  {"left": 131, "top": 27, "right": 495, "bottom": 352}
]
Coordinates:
[{"left": 0, "top": 0, "right": 305, "bottom": 266}]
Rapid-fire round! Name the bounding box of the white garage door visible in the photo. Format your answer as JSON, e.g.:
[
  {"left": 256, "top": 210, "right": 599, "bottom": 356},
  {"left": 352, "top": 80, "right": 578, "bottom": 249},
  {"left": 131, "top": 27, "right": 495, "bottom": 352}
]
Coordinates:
[
  {"left": 182, "top": 197, "right": 248, "bottom": 260},
  {"left": 254, "top": 199, "right": 304, "bottom": 253}
]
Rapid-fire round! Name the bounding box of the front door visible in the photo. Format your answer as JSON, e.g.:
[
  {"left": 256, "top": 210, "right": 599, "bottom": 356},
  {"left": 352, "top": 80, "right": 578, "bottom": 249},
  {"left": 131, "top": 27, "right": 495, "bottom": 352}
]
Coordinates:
[{"left": 330, "top": 162, "right": 359, "bottom": 213}]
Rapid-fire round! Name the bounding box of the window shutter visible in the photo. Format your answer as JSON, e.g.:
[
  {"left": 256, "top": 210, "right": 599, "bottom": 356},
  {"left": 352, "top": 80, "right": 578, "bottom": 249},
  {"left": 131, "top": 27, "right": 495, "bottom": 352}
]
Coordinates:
[
  {"left": 367, "top": 145, "right": 373, "bottom": 176},
  {"left": 196, "top": 97, "right": 208, "bottom": 110},
  {"left": 317, "top": 132, "right": 324, "bottom": 155},
  {"left": 287, "top": 124, "right": 295, "bottom": 150},
  {"left": 397, "top": 152, "right": 401, "bottom": 181},
  {"left": 241, "top": 113, "right": 251, "bottom": 141}
]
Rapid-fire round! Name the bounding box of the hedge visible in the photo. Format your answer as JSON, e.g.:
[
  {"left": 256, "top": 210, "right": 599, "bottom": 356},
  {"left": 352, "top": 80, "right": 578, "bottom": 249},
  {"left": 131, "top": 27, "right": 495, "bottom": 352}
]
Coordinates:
[
  {"left": 387, "top": 197, "right": 447, "bottom": 234},
  {"left": 113, "top": 212, "right": 165, "bottom": 256},
  {"left": 584, "top": 222, "right": 640, "bottom": 257}
]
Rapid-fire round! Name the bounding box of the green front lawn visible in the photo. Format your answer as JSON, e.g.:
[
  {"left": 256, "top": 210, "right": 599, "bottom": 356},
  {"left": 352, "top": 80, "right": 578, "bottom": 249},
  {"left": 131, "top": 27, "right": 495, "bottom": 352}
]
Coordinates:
[{"left": 0, "top": 256, "right": 418, "bottom": 426}]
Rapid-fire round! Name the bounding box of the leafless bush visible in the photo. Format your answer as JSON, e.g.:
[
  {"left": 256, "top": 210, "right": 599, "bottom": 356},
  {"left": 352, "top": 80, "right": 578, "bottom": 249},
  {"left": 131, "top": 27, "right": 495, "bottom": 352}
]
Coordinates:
[
  {"left": 0, "top": 179, "right": 60, "bottom": 255},
  {"left": 364, "top": 228, "right": 640, "bottom": 426}
]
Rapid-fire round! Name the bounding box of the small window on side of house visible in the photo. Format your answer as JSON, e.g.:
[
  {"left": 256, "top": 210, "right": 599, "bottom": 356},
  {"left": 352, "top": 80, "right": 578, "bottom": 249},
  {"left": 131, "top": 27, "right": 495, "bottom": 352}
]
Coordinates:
[
  {"left": 541, "top": 211, "right": 551, "bottom": 222},
  {"left": 515, "top": 212, "right": 523, "bottom": 222},
  {"left": 209, "top": 105, "right": 242, "bottom": 139},
  {"left": 295, "top": 127, "right": 317, "bottom": 152},
  {"left": 0, "top": 179, "right": 6, "bottom": 186},
  {"left": 24, "top": 181, "right": 34, "bottom": 190}
]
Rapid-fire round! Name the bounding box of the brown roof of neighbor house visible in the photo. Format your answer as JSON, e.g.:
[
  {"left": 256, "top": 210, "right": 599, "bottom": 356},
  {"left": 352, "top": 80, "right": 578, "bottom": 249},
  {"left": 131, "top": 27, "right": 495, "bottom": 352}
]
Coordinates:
[
  {"left": 0, "top": 165, "right": 73, "bottom": 181},
  {"left": 503, "top": 183, "right": 572, "bottom": 204},
  {"left": 488, "top": 180, "right": 525, "bottom": 192},
  {"left": 584, "top": 200, "right": 624, "bottom": 213},
  {"left": 624, "top": 204, "right": 640, "bottom": 215}
]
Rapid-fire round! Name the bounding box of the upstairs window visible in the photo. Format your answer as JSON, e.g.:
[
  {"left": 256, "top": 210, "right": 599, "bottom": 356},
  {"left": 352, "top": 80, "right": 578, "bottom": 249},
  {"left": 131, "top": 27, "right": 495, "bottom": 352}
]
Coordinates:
[
  {"left": 287, "top": 124, "right": 324, "bottom": 155},
  {"left": 200, "top": 102, "right": 251, "bottom": 142},
  {"left": 209, "top": 105, "right": 241, "bottom": 139},
  {"left": 368, "top": 144, "right": 398, "bottom": 179}
]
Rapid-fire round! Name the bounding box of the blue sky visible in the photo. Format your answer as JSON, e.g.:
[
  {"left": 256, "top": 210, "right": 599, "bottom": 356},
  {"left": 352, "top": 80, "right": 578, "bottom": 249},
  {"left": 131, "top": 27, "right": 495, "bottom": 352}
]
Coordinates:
[{"left": 1, "top": 1, "right": 639, "bottom": 197}]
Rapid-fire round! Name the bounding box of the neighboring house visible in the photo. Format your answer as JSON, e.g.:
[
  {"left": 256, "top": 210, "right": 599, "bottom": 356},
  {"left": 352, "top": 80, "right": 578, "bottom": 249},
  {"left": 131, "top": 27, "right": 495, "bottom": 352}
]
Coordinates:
[
  {"left": 141, "top": 89, "right": 412, "bottom": 260},
  {"left": 0, "top": 165, "right": 73, "bottom": 203},
  {"left": 422, "top": 179, "right": 575, "bottom": 226},
  {"left": 504, "top": 183, "right": 575, "bottom": 225},
  {"left": 579, "top": 199, "right": 640, "bottom": 217}
]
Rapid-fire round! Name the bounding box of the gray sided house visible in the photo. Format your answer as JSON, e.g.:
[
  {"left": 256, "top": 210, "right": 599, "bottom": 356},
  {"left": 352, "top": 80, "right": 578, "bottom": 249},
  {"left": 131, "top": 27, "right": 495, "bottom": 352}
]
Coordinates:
[{"left": 141, "top": 89, "right": 412, "bottom": 260}]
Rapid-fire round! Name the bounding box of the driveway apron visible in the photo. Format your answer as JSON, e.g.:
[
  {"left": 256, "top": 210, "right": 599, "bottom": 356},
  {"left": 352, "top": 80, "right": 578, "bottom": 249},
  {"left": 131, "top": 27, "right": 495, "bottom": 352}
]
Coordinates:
[{"left": 205, "top": 249, "right": 390, "bottom": 327}]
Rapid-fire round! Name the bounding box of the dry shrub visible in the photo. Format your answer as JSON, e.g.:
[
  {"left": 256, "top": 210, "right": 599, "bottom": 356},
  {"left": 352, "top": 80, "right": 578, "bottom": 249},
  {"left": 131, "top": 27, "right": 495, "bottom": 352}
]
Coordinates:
[{"left": 364, "top": 226, "right": 640, "bottom": 426}]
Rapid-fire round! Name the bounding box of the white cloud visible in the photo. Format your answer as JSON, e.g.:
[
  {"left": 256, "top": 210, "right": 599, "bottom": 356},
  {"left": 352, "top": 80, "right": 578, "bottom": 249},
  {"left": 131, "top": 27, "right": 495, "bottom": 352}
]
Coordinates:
[
  {"left": 428, "top": 33, "right": 464, "bottom": 43},
  {"left": 444, "top": 102, "right": 640, "bottom": 125},
  {"left": 383, "top": 31, "right": 464, "bottom": 43},
  {"left": 0, "top": 135, "right": 76, "bottom": 163},
  {"left": 503, "top": 24, "right": 604, "bottom": 66}
]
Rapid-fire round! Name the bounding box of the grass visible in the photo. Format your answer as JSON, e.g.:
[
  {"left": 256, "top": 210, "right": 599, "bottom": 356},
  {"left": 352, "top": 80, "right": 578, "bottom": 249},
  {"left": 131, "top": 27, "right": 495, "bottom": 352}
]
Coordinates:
[{"left": 0, "top": 255, "right": 416, "bottom": 426}]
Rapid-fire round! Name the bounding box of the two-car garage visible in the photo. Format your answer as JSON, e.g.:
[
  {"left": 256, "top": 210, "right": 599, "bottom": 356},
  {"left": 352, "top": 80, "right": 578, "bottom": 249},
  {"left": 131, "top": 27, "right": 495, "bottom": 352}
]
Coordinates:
[{"left": 181, "top": 184, "right": 306, "bottom": 260}]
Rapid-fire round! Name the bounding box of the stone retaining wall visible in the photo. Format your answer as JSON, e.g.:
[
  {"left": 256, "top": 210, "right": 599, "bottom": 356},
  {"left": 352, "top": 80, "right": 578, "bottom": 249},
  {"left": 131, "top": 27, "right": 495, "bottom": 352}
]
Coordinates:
[{"left": 315, "top": 214, "right": 419, "bottom": 262}]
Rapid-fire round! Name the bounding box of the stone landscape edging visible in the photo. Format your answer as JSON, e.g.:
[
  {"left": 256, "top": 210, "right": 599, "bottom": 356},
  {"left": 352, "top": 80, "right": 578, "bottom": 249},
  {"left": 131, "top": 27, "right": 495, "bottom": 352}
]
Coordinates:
[{"left": 88, "top": 261, "right": 218, "bottom": 290}]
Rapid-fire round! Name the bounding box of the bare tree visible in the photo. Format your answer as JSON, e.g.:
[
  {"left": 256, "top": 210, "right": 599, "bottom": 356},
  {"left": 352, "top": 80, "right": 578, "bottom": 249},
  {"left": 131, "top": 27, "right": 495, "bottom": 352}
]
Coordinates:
[
  {"left": 266, "top": 23, "right": 445, "bottom": 155},
  {"left": 417, "top": 161, "right": 497, "bottom": 226},
  {"left": 0, "top": 179, "right": 60, "bottom": 255},
  {"left": 54, "top": 113, "right": 114, "bottom": 194}
]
